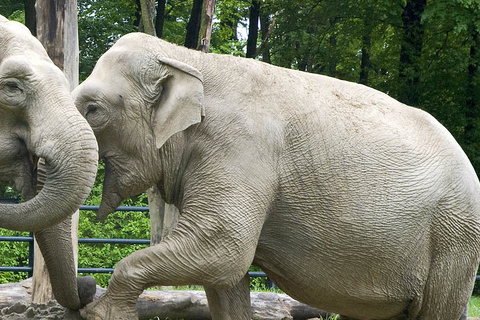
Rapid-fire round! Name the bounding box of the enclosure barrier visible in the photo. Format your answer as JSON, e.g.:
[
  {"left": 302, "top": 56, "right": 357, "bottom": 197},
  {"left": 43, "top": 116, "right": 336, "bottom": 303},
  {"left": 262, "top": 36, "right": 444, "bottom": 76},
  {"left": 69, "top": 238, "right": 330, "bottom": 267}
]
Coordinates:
[{"left": 0, "top": 205, "right": 267, "bottom": 278}]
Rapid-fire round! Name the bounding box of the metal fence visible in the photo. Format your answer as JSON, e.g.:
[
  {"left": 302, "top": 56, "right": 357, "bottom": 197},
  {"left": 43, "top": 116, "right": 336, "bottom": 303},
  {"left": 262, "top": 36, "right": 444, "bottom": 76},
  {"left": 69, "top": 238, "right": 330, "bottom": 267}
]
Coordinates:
[{"left": 0, "top": 205, "right": 267, "bottom": 278}]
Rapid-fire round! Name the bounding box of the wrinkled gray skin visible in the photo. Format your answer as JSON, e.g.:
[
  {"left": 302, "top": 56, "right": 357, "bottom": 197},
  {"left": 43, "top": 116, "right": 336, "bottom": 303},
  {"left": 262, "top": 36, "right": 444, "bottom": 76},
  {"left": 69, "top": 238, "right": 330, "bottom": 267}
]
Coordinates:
[
  {"left": 73, "top": 33, "right": 480, "bottom": 320},
  {"left": 0, "top": 16, "right": 98, "bottom": 309}
]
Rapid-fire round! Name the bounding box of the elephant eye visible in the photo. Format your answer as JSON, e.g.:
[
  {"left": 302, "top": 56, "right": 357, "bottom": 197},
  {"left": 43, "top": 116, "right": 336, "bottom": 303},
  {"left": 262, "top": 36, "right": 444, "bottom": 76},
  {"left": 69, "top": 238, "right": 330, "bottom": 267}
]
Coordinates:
[
  {"left": 2, "top": 80, "right": 23, "bottom": 94},
  {"left": 6, "top": 81, "right": 20, "bottom": 91},
  {"left": 0, "top": 79, "right": 26, "bottom": 106},
  {"left": 86, "top": 104, "right": 97, "bottom": 114},
  {"left": 85, "top": 103, "right": 109, "bottom": 131}
]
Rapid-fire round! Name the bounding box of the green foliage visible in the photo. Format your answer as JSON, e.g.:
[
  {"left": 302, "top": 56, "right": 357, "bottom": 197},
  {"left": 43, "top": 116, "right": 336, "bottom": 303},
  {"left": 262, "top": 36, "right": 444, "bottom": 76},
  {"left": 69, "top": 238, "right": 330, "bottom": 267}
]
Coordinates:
[
  {"left": 77, "top": 211, "right": 150, "bottom": 288},
  {"left": 160, "top": 0, "right": 194, "bottom": 45},
  {"left": 469, "top": 295, "right": 480, "bottom": 316},
  {"left": 0, "top": 0, "right": 23, "bottom": 18},
  {"left": 77, "top": 0, "right": 139, "bottom": 81},
  {"left": 0, "top": 229, "right": 29, "bottom": 284},
  {"left": 7, "top": 9, "right": 24, "bottom": 24}
]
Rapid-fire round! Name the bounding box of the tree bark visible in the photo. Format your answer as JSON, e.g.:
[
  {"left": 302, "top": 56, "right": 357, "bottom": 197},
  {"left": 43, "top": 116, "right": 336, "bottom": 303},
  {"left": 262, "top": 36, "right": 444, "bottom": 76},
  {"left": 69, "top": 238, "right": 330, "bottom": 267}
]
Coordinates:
[
  {"left": 398, "top": 0, "right": 426, "bottom": 106},
  {"left": 185, "top": 0, "right": 203, "bottom": 49},
  {"left": 198, "top": 0, "right": 215, "bottom": 52},
  {"left": 246, "top": 0, "right": 260, "bottom": 58},
  {"left": 155, "top": 0, "right": 166, "bottom": 38},
  {"left": 139, "top": 0, "right": 156, "bottom": 36}
]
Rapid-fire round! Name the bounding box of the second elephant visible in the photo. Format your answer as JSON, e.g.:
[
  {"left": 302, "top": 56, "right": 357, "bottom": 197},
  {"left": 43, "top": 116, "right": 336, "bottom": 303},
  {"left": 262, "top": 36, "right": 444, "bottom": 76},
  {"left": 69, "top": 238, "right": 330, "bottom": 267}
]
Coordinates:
[{"left": 74, "top": 33, "right": 480, "bottom": 320}]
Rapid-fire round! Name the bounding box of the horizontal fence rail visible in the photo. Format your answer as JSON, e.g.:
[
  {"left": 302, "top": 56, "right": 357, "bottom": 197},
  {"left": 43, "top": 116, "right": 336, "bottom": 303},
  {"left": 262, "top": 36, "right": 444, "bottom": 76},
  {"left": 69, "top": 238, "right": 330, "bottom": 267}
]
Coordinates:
[{"left": 0, "top": 205, "right": 268, "bottom": 278}]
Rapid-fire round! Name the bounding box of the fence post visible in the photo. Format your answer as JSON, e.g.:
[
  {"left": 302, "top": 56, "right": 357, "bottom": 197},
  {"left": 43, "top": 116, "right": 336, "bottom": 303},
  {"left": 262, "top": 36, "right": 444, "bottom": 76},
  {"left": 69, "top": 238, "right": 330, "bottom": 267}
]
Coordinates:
[{"left": 32, "top": 0, "right": 79, "bottom": 304}]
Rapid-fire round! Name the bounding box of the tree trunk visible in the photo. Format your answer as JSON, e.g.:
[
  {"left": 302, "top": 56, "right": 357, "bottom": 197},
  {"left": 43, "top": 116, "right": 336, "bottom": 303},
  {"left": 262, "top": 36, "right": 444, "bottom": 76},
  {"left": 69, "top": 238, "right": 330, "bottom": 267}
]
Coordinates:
[
  {"left": 185, "top": 0, "right": 203, "bottom": 49},
  {"left": 155, "top": 0, "right": 166, "bottom": 38},
  {"left": 326, "top": 18, "right": 337, "bottom": 78},
  {"left": 198, "top": 0, "right": 215, "bottom": 52},
  {"left": 359, "top": 33, "right": 371, "bottom": 85},
  {"left": 139, "top": 0, "right": 156, "bottom": 36},
  {"left": 464, "top": 30, "right": 480, "bottom": 166},
  {"left": 24, "top": 0, "right": 36, "bottom": 36},
  {"left": 246, "top": 0, "right": 260, "bottom": 58},
  {"left": 33, "top": 0, "right": 79, "bottom": 305},
  {"left": 259, "top": 8, "right": 271, "bottom": 63},
  {"left": 134, "top": 0, "right": 142, "bottom": 28},
  {"left": 398, "top": 0, "right": 426, "bottom": 106}
]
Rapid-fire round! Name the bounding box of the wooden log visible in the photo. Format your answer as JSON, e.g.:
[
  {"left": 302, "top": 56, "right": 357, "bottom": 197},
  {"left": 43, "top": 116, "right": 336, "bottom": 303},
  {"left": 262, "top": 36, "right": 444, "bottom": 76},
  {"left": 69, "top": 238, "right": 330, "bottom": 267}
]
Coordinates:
[
  {"left": 0, "top": 279, "right": 326, "bottom": 319},
  {"left": 136, "top": 289, "right": 327, "bottom": 320},
  {"left": 32, "top": 0, "right": 79, "bottom": 304}
]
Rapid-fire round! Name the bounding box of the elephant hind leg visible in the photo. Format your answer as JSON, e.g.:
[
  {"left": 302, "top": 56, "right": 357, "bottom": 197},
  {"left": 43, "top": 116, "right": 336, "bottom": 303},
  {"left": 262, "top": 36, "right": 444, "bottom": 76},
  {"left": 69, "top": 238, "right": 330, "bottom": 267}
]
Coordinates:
[
  {"left": 204, "top": 273, "right": 251, "bottom": 320},
  {"left": 408, "top": 251, "right": 477, "bottom": 320}
]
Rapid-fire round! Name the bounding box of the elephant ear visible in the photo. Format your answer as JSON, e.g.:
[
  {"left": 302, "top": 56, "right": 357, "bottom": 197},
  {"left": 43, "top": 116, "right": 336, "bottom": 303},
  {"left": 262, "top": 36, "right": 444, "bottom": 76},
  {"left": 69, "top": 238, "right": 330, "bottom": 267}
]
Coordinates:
[{"left": 151, "top": 57, "right": 205, "bottom": 149}]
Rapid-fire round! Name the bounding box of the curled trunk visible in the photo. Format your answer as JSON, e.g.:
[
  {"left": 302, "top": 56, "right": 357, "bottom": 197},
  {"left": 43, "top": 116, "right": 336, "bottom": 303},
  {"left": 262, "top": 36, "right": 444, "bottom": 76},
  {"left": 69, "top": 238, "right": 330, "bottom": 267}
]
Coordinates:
[{"left": 0, "top": 107, "right": 98, "bottom": 232}]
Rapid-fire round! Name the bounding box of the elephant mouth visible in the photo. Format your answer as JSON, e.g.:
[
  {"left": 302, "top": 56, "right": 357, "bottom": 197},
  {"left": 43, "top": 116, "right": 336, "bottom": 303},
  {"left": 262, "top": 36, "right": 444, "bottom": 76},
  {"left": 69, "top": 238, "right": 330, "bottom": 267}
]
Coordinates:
[{"left": 12, "top": 153, "right": 39, "bottom": 201}]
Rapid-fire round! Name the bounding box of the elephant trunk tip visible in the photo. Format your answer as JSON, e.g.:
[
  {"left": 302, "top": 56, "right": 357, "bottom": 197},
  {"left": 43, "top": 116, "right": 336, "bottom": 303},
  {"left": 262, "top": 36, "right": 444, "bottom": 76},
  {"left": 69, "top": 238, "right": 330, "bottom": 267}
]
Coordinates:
[
  {"left": 97, "top": 191, "right": 123, "bottom": 221},
  {"left": 96, "top": 206, "right": 111, "bottom": 222},
  {"left": 77, "top": 276, "right": 97, "bottom": 307}
]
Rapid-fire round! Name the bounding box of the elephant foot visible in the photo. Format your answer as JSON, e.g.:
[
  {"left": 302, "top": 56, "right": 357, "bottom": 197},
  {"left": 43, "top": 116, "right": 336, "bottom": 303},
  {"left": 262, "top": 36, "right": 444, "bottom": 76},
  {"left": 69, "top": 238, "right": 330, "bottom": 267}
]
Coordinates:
[{"left": 79, "top": 293, "right": 138, "bottom": 320}]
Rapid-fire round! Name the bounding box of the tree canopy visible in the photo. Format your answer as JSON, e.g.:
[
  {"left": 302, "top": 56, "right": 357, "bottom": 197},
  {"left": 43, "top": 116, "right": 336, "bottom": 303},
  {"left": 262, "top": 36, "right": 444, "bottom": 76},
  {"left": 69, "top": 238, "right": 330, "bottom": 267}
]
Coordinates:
[{"left": 3, "top": 0, "right": 480, "bottom": 172}]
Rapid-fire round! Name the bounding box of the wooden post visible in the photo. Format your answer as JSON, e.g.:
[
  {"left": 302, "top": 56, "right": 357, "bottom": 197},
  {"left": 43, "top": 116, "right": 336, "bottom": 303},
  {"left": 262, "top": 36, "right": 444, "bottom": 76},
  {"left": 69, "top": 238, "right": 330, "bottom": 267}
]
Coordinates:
[
  {"left": 32, "top": 0, "right": 79, "bottom": 304},
  {"left": 148, "top": 186, "right": 179, "bottom": 246}
]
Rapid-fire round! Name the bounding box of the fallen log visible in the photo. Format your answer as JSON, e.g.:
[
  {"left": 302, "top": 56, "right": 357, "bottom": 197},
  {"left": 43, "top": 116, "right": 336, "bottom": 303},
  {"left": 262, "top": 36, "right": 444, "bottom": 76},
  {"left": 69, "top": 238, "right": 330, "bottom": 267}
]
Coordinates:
[
  {"left": 136, "top": 289, "right": 327, "bottom": 320},
  {"left": 0, "top": 279, "right": 326, "bottom": 319},
  {"left": 2, "top": 280, "right": 477, "bottom": 320}
]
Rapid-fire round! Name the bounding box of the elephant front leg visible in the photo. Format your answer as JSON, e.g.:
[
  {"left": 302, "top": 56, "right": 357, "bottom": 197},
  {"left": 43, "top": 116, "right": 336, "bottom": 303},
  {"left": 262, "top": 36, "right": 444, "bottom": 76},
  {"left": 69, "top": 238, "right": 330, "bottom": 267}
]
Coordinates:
[
  {"left": 204, "top": 273, "right": 252, "bottom": 320},
  {"left": 80, "top": 222, "right": 259, "bottom": 320},
  {"left": 80, "top": 254, "right": 143, "bottom": 320}
]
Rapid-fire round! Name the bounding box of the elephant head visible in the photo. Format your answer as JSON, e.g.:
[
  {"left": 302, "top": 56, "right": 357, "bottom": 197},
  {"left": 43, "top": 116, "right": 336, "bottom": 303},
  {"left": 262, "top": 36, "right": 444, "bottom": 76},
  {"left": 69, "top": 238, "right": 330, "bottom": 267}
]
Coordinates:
[
  {"left": 0, "top": 16, "right": 98, "bottom": 230},
  {"left": 0, "top": 16, "right": 98, "bottom": 309},
  {"left": 73, "top": 40, "right": 203, "bottom": 220}
]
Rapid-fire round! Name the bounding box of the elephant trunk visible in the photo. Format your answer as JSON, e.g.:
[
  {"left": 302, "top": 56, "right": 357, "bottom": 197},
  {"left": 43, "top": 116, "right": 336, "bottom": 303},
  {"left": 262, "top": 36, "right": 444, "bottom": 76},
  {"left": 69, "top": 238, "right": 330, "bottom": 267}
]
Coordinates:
[
  {"left": 34, "top": 220, "right": 96, "bottom": 310},
  {"left": 0, "top": 105, "right": 98, "bottom": 232}
]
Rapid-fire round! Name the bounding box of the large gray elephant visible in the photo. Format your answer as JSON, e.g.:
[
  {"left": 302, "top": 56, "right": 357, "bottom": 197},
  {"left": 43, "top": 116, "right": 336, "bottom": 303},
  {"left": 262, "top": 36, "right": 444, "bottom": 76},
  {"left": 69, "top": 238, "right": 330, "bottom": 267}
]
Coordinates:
[
  {"left": 0, "top": 16, "right": 98, "bottom": 309},
  {"left": 73, "top": 32, "right": 480, "bottom": 320}
]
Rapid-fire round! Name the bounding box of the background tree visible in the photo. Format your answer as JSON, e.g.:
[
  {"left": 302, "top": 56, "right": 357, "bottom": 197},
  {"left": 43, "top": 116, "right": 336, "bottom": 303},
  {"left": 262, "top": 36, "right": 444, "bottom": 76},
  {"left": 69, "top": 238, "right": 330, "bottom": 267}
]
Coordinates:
[{"left": 398, "top": 0, "right": 427, "bottom": 106}]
